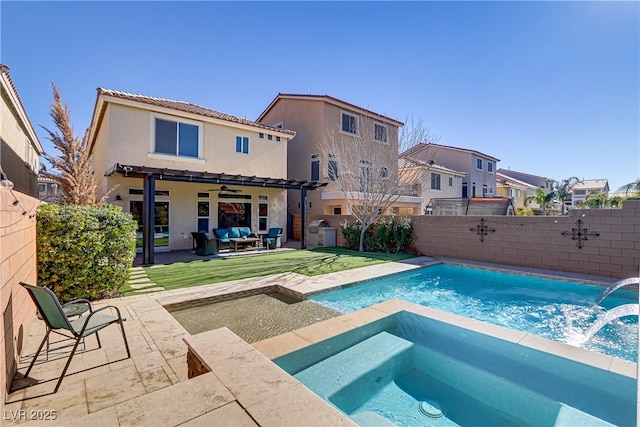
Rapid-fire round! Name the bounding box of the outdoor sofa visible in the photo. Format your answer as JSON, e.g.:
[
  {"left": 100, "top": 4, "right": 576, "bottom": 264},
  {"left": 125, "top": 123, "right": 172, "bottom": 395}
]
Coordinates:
[{"left": 212, "top": 227, "right": 259, "bottom": 251}]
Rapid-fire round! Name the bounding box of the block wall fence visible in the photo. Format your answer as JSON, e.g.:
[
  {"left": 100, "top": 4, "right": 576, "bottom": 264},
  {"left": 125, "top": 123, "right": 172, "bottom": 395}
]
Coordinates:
[
  {"left": 307, "top": 199, "right": 640, "bottom": 280},
  {"left": 1, "top": 190, "right": 38, "bottom": 402}
]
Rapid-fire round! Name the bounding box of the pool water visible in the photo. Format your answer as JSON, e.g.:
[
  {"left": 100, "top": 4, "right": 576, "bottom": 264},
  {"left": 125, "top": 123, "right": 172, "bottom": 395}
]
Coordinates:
[
  {"left": 310, "top": 264, "right": 638, "bottom": 362},
  {"left": 277, "top": 312, "right": 636, "bottom": 427}
]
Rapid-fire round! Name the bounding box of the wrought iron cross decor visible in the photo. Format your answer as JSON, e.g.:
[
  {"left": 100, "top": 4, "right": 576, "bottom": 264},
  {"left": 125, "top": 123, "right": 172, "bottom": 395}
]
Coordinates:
[
  {"left": 561, "top": 219, "right": 600, "bottom": 249},
  {"left": 470, "top": 218, "right": 495, "bottom": 242}
]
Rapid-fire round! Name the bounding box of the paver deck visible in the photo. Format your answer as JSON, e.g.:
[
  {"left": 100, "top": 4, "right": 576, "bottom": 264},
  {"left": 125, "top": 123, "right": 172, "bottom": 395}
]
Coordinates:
[{"left": 5, "top": 255, "right": 629, "bottom": 426}]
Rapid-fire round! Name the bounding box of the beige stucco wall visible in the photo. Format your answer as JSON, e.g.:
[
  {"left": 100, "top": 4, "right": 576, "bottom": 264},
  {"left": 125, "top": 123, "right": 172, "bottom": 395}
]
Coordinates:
[
  {"left": 98, "top": 103, "right": 288, "bottom": 179},
  {"left": 259, "top": 97, "right": 405, "bottom": 218},
  {"left": 91, "top": 101, "right": 291, "bottom": 249},
  {"left": 1, "top": 190, "right": 38, "bottom": 401},
  {"left": 0, "top": 90, "right": 39, "bottom": 174},
  {"left": 497, "top": 185, "right": 525, "bottom": 210},
  {"left": 108, "top": 177, "right": 288, "bottom": 250}
]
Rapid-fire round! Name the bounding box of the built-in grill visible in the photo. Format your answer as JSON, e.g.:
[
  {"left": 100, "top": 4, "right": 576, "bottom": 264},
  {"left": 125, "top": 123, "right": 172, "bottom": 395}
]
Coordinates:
[{"left": 307, "top": 220, "right": 336, "bottom": 248}]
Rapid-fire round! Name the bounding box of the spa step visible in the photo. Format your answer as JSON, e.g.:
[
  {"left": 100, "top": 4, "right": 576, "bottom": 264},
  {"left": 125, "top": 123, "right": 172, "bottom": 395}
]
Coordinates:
[{"left": 294, "top": 331, "right": 413, "bottom": 400}]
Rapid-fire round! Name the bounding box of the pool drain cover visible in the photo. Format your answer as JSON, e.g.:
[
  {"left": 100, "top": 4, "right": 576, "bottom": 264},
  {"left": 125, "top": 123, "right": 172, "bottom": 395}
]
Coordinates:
[{"left": 418, "top": 400, "right": 446, "bottom": 418}]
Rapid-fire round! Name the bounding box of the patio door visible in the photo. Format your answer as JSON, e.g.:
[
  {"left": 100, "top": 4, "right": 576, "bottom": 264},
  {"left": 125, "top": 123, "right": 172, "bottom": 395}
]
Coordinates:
[
  {"left": 218, "top": 202, "right": 251, "bottom": 228},
  {"left": 130, "top": 201, "right": 170, "bottom": 248}
]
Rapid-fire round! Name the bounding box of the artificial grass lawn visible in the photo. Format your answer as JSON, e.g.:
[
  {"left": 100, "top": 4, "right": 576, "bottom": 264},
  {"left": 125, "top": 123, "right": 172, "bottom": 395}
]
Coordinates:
[{"left": 124, "top": 247, "right": 414, "bottom": 295}]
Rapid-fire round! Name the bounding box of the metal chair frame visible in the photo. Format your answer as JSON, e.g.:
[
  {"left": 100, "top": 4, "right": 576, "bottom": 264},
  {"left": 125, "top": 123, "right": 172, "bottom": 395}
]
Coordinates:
[{"left": 19, "top": 282, "right": 131, "bottom": 393}]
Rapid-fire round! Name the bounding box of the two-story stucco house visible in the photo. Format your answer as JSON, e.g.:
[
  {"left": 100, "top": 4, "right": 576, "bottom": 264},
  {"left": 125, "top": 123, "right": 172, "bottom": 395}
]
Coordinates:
[
  {"left": 87, "top": 89, "right": 324, "bottom": 263},
  {"left": 571, "top": 179, "right": 610, "bottom": 207},
  {"left": 0, "top": 65, "right": 44, "bottom": 197},
  {"left": 256, "top": 94, "right": 421, "bottom": 218},
  {"left": 399, "top": 157, "right": 467, "bottom": 214},
  {"left": 400, "top": 143, "right": 499, "bottom": 199},
  {"left": 496, "top": 171, "right": 538, "bottom": 212}
]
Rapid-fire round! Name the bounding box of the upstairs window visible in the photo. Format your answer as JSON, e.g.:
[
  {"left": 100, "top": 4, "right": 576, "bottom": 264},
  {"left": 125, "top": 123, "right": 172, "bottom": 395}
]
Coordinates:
[
  {"left": 235, "top": 136, "right": 249, "bottom": 154},
  {"left": 359, "top": 160, "right": 372, "bottom": 192},
  {"left": 311, "top": 154, "right": 320, "bottom": 181},
  {"left": 487, "top": 161, "right": 493, "bottom": 173},
  {"left": 154, "top": 117, "right": 200, "bottom": 158},
  {"left": 476, "top": 158, "right": 483, "bottom": 170},
  {"left": 431, "top": 173, "right": 441, "bottom": 190},
  {"left": 373, "top": 123, "right": 388, "bottom": 143},
  {"left": 341, "top": 112, "right": 358, "bottom": 135},
  {"left": 448, "top": 177, "right": 453, "bottom": 187},
  {"left": 328, "top": 154, "right": 338, "bottom": 181},
  {"left": 379, "top": 166, "right": 389, "bottom": 179}
]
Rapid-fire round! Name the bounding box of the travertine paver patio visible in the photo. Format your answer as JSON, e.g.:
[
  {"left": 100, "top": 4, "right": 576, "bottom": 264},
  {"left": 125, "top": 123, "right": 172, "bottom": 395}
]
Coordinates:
[{"left": 4, "top": 256, "right": 436, "bottom": 426}]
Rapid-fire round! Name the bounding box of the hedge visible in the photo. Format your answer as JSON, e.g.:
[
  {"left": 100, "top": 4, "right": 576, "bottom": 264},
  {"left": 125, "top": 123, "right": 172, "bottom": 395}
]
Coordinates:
[
  {"left": 340, "top": 216, "right": 415, "bottom": 253},
  {"left": 37, "top": 204, "right": 137, "bottom": 302}
]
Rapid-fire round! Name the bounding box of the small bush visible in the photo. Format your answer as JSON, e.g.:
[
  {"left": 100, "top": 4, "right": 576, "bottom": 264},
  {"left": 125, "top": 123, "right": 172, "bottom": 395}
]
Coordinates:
[
  {"left": 340, "top": 216, "right": 414, "bottom": 253},
  {"left": 37, "top": 204, "right": 137, "bottom": 303}
]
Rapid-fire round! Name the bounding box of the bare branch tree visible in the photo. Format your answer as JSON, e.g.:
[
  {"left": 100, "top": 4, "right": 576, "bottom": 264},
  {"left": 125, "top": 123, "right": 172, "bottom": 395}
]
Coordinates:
[
  {"left": 41, "top": 83, "right": 114, "bottom": 205},
  {"left": 319, "top": 113, "right": 438, "bottom": 251}
]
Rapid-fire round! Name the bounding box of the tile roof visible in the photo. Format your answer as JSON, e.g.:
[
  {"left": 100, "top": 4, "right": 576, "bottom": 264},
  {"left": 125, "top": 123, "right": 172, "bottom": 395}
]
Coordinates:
[
  {"left": 573, "top": 179, "right": 609, "bottom": 189},
  {"left": 97, "top": 88, "right": 295, "bottom": 135},
  {"left": 257, "top": 93, "right": 404, "bottom": 126},
  {"left": 401, "top": 142, "right": 500, "bottom": 162}
]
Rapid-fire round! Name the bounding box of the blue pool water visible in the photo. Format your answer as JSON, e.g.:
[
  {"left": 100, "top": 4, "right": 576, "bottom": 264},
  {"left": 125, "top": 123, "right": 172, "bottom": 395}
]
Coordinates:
[
  {"left": 310, "top": 264, "right": 638, "bottom": 362},
  {"left": 276, "top": 312, "right": 637, "bottom": 426}
]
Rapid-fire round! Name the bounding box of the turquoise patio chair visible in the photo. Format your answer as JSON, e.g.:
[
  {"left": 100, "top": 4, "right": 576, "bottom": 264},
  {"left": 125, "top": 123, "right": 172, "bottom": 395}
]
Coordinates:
[
  {"left": 262, "top": 227, "right": 283, "bottom": 249},
  {"left": 19, "top": 282, "right": 131, "bottom": 393}
]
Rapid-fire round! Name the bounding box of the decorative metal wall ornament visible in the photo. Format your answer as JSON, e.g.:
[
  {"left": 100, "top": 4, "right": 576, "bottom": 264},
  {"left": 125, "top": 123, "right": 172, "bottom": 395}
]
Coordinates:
[
  {"left": 470, "top": 218, "right": 496, "bottom": 242},
  {"left": 561, "top": 219, "right": 600, "bottom": 249}
]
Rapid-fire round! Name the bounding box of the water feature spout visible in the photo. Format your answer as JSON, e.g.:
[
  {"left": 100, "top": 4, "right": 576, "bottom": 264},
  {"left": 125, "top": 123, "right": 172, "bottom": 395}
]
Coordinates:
[
  {"left": 582, "top": 304, "right": 639, "bottom": 343},
  {"left": 595, "top": 277, "right": 639, "bottom": 304}
]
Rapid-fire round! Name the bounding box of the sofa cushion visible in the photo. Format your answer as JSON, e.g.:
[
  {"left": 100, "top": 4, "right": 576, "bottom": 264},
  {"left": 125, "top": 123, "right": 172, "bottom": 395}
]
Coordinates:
[
  {"left": 238, "top": 227, "right": 251, "bottom": 237},
  {"left": 213, "top": 228, "right": 229, "bottom": 240},
  {"left": 228, "top": 228, "right": 241, "bottom": 238}
]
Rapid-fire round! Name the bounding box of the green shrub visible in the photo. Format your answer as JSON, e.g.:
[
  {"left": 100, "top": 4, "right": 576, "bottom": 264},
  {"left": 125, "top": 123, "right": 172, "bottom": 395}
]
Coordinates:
[
  {"left": 340, "top": 216, "right": 414, "bottom": 253},
  {"left": 37, "top": 204, "right": 137, "bottom": 302},
  {"left": 340, "top": 220, "right": 362, "bottom": 251}
]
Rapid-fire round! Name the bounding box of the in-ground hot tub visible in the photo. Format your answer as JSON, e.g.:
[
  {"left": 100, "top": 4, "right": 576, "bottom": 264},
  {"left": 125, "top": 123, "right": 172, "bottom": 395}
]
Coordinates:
[{"left": 274, "top": 307, "right": 637, "bottom": 426}]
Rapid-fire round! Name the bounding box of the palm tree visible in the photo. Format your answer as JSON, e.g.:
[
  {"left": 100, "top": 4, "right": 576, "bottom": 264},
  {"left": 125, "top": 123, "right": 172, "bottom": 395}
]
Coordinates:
[
  {"left": 584, "top": 191, "right": 609, "bottom": 209},
  {"left": 525, "top": 188, "right": 556, "bottom": 215},
  {"left": 556, "top": 176, "right": 578, "bottom": 214},
  {"left": 617, "top": 179, "right": 640, "bottom": 198}
]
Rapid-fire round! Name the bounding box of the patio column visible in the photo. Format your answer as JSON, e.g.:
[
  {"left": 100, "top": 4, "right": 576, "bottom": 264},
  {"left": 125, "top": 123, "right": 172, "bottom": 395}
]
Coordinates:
[
  {"left": 300, "top": 187, "right": 307, "bottom": 249},
  {"left": 142, "top": 174, "right": 155, "bottom": 265}
]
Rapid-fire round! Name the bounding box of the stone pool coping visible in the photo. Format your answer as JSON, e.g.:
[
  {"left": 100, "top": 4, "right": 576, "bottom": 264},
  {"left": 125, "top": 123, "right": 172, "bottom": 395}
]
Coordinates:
[{"left": 6, "top": 256, "right": 636, "bottom": 426}]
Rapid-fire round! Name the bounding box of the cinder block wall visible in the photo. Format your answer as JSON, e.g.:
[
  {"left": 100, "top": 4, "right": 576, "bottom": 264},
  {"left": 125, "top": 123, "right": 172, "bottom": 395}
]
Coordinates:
[
  {"left": 1, "top": 190, "right": 38, "bottom": 401},
  {"left": 308, "top": 200, "right": 640, "bottom": 279}
]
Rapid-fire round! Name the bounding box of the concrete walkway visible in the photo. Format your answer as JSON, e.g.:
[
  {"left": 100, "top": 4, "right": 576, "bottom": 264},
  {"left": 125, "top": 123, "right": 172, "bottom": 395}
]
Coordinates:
[{"left": 4, "top": 256, "right": 435, "bottom": 426}]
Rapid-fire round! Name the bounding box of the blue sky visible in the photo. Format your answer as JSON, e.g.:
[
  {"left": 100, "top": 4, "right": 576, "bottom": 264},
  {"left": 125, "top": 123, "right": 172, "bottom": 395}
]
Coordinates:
[{"left": 1, "top": 1, "right": 638, "bottom": 192}]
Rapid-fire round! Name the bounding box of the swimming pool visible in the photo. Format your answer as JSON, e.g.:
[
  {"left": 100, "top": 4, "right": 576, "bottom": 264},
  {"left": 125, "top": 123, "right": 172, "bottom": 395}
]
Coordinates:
[
  {"left": 275, "top": 309, "right": 637, "bottom": 426},
  {"left": 309, "top": 264, "right": 638, "bottom": 362}
]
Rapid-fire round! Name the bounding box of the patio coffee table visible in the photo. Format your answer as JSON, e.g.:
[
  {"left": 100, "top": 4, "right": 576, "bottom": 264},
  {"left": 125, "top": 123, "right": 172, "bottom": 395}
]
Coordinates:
[{"left": 230, "top": 237, "right": 260, "bottom": 252}]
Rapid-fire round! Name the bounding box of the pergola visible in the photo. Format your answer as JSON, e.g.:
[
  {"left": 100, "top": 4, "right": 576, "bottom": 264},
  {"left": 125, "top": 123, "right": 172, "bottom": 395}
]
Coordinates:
[{"left": 106, "top": 163, "right": 327, "bottom": 264}]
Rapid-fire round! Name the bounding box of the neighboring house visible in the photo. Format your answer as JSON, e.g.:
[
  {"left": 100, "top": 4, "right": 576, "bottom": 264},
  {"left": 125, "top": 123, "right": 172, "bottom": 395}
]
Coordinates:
[
  {"left": 496, "top": 168, "right": 554, "bottom": 194},
  {"left": 87, "top": 89, "right": 324, "bottom": 263},
  {"left": 496, "top": 168, "right": 558, "bottom": 213},
  {"left": 37, "top": 175, "right": 61, "bottom": 202},
  {"left": 571, "top": 179, "right": 610, "bottom": 207},
  {"left": 401, "top": 143, "right": 499, "bottom": 198},
  {"left": 399, "top": 157, "right": 467, "bottom": 214},
  {"left": 256, "top": 93, "right": 422, "bottom": 217},
  {"left": 496, "top": 171, "right": 538, "bottom": 211},
  {"left": 0, "top": 64, "right": 44, "bottom": 197}
]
